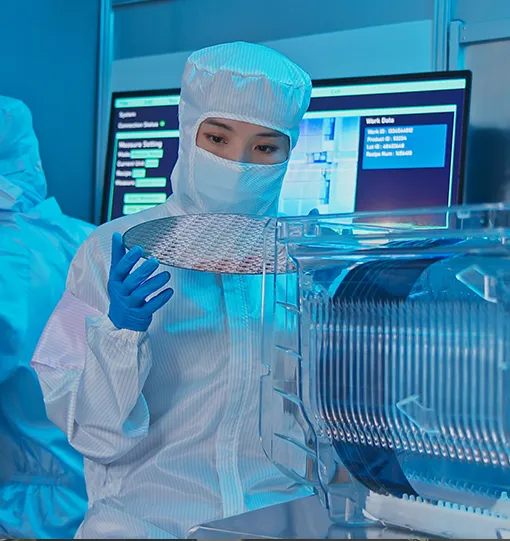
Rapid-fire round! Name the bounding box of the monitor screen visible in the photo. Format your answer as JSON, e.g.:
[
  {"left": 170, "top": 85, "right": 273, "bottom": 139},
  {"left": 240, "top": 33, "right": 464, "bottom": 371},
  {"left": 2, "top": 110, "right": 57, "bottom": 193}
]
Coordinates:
[
  {"left": 102, "top": 71, "right": 470, "bottom": 223},
  {"left": 102, "top": 90, "right": 180, "bottom": 222},
  {"left": 279, "top": 70, "right": 471, "bottom": 217}
]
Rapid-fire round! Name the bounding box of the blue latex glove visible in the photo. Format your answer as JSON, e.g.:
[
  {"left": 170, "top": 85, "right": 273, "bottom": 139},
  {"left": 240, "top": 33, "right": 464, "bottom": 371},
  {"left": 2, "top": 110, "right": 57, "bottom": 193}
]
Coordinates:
[
  {"left": 307, "top": 207, "right": 338, "bottom": 236},
  {"left": 107, "top": 232, "right": 174, "bottom": 332}
]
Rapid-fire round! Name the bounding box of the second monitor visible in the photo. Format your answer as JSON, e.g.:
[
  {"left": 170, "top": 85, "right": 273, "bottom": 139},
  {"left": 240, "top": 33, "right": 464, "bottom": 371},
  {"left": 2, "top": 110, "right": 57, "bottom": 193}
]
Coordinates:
[{"left": 281, "top": 70, "right": 471, "bottom": 216}]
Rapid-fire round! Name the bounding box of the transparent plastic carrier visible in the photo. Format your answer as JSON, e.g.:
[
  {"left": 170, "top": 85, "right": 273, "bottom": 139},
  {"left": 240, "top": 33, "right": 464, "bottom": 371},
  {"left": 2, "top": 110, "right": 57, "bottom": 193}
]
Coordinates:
[{"left": 260, "top": 204, "right": 510, "bottom": 539}]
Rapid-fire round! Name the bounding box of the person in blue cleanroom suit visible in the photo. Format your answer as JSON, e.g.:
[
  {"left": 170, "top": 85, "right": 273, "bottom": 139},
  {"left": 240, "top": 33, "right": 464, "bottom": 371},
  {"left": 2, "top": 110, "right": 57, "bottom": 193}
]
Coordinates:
[
  {"left": 32, "top": 41, "right": 314, "bottom": 538},
  {"left": 0, "top": 95, "right": 94, "bottom": 539}
]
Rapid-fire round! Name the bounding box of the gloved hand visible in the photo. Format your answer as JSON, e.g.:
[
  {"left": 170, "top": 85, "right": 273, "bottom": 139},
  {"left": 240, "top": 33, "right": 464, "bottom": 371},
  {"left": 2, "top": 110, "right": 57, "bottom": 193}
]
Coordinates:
[
  {"left": 307, "top": 207, "right": 339, "bottom": 236},
  {"left": 107, "top": 232, "right": 174, "bottom": 332}
]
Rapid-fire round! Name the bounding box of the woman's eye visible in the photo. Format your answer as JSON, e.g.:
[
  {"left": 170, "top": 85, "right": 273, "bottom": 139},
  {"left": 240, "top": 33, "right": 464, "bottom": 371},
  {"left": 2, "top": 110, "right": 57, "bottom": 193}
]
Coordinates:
[
  {"left": 207, "top": 135, "right": 226, "bottom": 144},
  {"left": 257, "top": 145, "right": 277, "bottom": 154}
]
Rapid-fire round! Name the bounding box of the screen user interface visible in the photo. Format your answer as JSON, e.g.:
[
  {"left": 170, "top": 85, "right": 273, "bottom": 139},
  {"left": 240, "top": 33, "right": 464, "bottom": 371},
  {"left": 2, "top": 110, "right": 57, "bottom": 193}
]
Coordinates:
[
  {"left": 103, "top": 73, "right": 469, "bottom": 223},
  {"left": 279, "top": 73, "right": 470, "bottom": 219},
  {"left": 103, "top": 93, "right": 179, "bottom": 222}
]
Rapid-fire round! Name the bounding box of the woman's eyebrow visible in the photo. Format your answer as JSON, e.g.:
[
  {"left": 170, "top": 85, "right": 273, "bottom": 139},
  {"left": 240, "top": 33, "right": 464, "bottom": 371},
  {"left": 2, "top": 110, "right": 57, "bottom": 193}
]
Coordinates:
[
  {"left": 255, "top": 131, "right": 285, "bottom": 138},
  {"left": 203, "top": 119, "right": 235, "bottom": 132}
]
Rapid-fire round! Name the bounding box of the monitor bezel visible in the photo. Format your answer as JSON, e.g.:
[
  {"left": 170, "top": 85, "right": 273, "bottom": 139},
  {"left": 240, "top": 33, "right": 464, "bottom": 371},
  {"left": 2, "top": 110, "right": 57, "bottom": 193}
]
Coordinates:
[
  {"left": 101, "top": 71, "right": 471, "bottom": 223},
  {"left": 101, "top": 87, "right": 181, "bottom": 224}
]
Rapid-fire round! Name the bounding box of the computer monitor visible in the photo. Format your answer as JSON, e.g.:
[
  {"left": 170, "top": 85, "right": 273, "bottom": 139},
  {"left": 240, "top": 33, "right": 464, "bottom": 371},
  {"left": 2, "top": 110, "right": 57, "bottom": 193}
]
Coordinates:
[
  {"left": 279, "top": 70, "right": 471, "bottom": 217},
  {"left": 102, "top": 89, "right": 180, "bottom": 222},
  {"left": 102, "top": 71, "right": 471, "bottom": 223}
]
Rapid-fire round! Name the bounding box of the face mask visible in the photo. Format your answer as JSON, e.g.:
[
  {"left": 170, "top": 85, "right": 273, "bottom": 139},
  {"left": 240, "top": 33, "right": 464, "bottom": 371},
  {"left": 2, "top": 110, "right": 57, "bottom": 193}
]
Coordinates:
[{"left": 188, "top": 147, "right": 288, "bottom": 216}]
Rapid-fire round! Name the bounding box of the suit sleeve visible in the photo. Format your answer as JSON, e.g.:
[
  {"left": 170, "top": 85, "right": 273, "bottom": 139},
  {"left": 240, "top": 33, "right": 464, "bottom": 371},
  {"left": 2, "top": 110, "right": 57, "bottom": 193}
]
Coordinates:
[{"left": 32, "top": 233, "right": 153, "bottom": 464}]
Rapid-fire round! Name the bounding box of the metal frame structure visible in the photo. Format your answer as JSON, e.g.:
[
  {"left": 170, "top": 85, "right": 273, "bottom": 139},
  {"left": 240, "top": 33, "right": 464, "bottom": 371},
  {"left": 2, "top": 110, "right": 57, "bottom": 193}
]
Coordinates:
[
  {"left": 431, "top": 0, "right": 510, "bottom": 72},
  {"left": 433, "top": 0, "right": 452, "bottom": 71},
  {"left": 448, "top": 17, "right": 510, "bottom": 70},
  {"left": 94, "top": 0, "right": 115, "bottom": 224}
]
